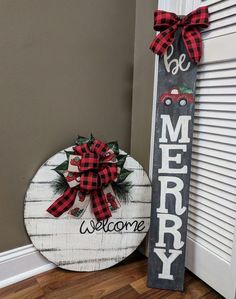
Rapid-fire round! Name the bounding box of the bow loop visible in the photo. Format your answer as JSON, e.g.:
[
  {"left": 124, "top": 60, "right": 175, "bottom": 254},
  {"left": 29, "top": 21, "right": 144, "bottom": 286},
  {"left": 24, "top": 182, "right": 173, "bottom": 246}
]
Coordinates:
[
  {"left": 153, "top": 10, "right": 179, "bottom": 31},
  {"left": 91, "top": 139, "right": 110, "bottom": 157},
  {"left": 184, "top": 6, "right": 209, "bottom": 29},
  {"left": 73, "top": 143, "right": 91, "bottom": 155},
  {"left": 80, "top": 153, "right": 99, "bottom": 172},
  {"left": 150, "top": 6, "right": 209, "bottom": 63},
  {"left": 99, "top": 164, "right": 117, "bottom": 185}
]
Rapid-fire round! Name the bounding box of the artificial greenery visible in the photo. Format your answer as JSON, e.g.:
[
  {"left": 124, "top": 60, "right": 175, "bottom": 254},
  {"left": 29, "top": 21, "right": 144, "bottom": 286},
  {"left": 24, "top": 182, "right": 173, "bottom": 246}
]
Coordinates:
[
  {"left": 54, "top": 160, "right": 69, "bottom": 176},
  {"left": 106, "top": 141, "right": 119, "bottom": 154},
  {"left": 51, "top": 175, "right": 68, "bottom": 195},
  {"left": 111, "top": 181, "right": 133, "bottom": 202},
  {"left": 75, "top": 134, "right": 95, "bottom": 146}
]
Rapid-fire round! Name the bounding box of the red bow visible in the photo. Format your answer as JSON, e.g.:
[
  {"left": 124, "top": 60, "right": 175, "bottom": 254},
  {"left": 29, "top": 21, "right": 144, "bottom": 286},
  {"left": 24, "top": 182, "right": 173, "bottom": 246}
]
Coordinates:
[
  {"left": 149, "top": 6, "right": 209, "bottom": 63},
  {"left": 47, "top": 139, "right": 118, "bottom": 221}
]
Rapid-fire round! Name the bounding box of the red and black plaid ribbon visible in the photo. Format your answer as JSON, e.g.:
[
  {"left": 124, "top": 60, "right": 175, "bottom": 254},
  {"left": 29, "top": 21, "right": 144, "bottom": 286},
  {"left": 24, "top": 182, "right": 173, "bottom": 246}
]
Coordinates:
[
  {"left": 47, "top": 139, "right": 118, "bottom": 221},
  {"left": 150, "top": 6, "right": 209, "bottom": 63},
  {"left": 47, "top": 187, "right": 78, "bottom": 217}
]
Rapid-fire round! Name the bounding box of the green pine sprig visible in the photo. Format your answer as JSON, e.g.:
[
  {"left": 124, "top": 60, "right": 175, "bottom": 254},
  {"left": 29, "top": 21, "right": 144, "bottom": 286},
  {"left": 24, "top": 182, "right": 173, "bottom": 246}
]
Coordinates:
[
  {"left": 111, "top": 180, "right": 133, "bottom": 202},
  {"left": 51, "top": 174, "right": 68, "bottom": 194}
]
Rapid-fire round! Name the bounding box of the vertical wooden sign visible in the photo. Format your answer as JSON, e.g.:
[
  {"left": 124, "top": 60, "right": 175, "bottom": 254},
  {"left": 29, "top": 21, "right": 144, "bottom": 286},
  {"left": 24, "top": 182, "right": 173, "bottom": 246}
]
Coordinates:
[{"left": 147, "top": 28, "right": 197, "bottom": 291}]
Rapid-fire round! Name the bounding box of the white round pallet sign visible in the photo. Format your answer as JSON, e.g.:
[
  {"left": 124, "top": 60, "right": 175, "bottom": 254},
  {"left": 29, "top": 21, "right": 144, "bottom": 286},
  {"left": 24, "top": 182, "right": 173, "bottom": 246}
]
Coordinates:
[{"left": 24, "top": 147, "right": 151, "bottom": 271}]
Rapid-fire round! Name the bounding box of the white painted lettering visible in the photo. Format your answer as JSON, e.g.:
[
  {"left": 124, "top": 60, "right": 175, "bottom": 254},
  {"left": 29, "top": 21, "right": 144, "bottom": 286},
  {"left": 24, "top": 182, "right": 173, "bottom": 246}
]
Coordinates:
[
  {"left": 155, "top": 213, "right": 184, "bottom": 250},
  {"left": 154, "top": 248, "right": 182, "bottom": 279},
  {"left": 159, "top": 115, "right": 191, "bottom": 144},
  {"left": 164, "top": 45, "right": 191, "bottom": 75},
  {"left": 159, "top": 144, "right": 187, "bottom": 174},
  {"left": 157, "top": 176, "right": 186, "bottom": 215}
]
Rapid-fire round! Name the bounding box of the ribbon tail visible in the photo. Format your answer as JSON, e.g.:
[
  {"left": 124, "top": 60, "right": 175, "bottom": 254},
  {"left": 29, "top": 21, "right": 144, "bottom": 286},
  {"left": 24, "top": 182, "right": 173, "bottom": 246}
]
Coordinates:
[
  {"left": 104, "top": 185, "right": 121, "bottom": 211},
  {"left": 70, "top": 193, "right": 90, "bottom": 218},
  {"left": 149, "top": 34, "right": 161, "bottom": 53},
  {"left": 182, "top": 27, "right": 202, "bottom": 63},
  {"left": 47, "top": 187, "right": 77, "bottom": 217},
  {"left": 91, "top": 189, "right": 112, "bottom": 222}
]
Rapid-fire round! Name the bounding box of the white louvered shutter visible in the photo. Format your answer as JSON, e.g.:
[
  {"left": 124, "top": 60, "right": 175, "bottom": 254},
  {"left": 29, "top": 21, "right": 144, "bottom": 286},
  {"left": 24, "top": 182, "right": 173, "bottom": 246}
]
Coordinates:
[
  {"left": 149, "top": 0, "right": 236, "bottom": 298},
  {"left": 185, "top": 1, "right": 236, "bottom": 298}
]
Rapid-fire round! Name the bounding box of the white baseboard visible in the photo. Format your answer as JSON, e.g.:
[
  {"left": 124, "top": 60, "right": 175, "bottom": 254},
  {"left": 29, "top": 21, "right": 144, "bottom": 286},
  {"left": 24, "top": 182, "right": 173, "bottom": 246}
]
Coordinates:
[{"left": 0, "top": 244, "right": 56, "bottom": 288}]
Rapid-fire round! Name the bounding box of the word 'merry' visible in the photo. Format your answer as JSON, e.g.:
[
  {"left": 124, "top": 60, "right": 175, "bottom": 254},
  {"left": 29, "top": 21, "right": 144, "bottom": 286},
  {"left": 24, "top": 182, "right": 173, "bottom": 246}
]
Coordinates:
[{"left": 154, "top": 115, "right": 191, "bottom": 280}]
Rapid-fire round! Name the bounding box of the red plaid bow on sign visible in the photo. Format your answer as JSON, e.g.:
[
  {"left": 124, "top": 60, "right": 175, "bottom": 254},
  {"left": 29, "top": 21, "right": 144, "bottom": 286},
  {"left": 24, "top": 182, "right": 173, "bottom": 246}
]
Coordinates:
[
  {"left": 47, "top": 139, "right": 119, "bottom": 221},
  {"left": 150, "top": 6, "right": 209, "bottom": 63}
]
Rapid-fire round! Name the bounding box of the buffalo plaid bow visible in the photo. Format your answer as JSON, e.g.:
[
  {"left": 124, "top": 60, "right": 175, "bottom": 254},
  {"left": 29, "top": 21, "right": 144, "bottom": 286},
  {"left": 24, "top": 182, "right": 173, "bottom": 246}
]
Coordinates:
[
  {"left": 150, "top": 6, "right": 209, "bottom": 63},
  {"left": 47, "top": 139, "right": 118, "bottom": 221}
]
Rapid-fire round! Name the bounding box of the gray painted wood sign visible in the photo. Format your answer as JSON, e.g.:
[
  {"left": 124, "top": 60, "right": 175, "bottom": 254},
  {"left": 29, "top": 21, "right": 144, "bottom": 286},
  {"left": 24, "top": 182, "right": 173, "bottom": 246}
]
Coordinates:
[
  {"left": 24, "top": 147, "right": 151, "bottom": 271},
  {"left": 147, "top": 28, "right": 197, "bottom": 291}
]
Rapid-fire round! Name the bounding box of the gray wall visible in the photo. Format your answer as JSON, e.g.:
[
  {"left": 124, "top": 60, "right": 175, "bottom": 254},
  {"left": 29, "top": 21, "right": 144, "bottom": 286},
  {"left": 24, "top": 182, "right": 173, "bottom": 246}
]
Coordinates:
[
  {"left": 0, "top": 0, "right": 136, "bottom": 252},
  {"left": 131, "top": 0, "right": 156, "bottom": 172}
]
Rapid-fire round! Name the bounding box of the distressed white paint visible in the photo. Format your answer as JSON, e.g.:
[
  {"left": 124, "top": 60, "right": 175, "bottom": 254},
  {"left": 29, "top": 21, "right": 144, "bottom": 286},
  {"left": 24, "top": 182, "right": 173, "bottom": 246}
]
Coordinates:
[{"left": 24, "top": 148, "right": 151, "bottom": 271}]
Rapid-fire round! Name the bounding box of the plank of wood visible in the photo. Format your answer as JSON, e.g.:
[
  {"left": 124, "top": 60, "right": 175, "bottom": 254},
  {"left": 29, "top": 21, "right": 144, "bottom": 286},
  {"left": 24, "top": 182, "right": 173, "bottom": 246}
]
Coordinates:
[
  {"left": 148, "top": 28, "right": 197, "bottom": 290},
  {"left": 100, "top": 285, "right": 138, "bottom": 299},
  {"left": 131, "top": 276, "right": 149, "bottom": 294},
  {"left": 0, "top": 277, "right": 45, "bottom": 299}
]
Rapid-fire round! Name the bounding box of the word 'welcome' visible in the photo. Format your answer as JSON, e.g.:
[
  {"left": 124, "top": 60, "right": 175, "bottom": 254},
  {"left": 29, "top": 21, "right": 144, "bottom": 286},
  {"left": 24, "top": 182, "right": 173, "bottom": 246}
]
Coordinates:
[{"left": 80, "top": 218, "right": 146, "bottom": 234}]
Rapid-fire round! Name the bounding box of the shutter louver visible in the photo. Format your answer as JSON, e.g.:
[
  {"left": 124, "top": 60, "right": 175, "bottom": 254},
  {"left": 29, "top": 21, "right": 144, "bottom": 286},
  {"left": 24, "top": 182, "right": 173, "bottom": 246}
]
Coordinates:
[
  {"left": 187, "top": 58, "right": 236, "bottom": 264},
  {"left": 200, "top": 1, "right": 236, "bottom": 39}
]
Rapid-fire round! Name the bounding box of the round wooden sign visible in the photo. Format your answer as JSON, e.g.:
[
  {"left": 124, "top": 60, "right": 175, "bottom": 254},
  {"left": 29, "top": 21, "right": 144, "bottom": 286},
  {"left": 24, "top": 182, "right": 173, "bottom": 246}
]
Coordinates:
[{"left": 24, "top": 147, "right": 151, "bottom": 271}]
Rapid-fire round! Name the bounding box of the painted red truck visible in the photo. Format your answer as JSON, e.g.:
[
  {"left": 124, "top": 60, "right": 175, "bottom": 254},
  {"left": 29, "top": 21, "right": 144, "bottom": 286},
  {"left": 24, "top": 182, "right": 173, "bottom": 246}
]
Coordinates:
[{"left": 160, "top": 87, "right": 194, "bottom": 106}]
